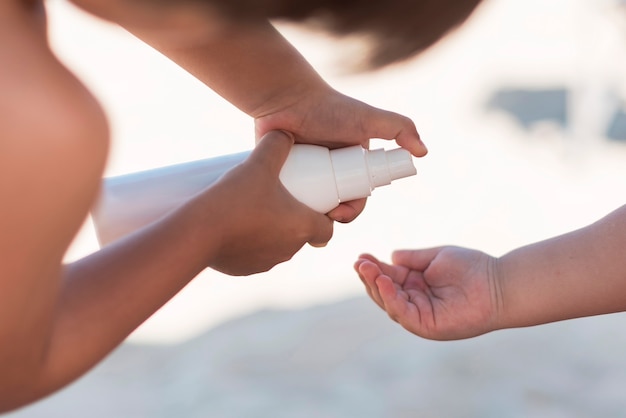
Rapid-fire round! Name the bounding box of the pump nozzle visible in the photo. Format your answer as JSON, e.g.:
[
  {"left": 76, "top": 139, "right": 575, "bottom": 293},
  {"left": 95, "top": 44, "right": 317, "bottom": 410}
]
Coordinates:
[
  {"left": 366, "top": 147, "right": 416, "bottom": 188},
  {"left": 385, "top": 148, "right": 417, "bottom": 181},
  {"left": 329, "top": 146, "right": 417, "bottom": 202}
]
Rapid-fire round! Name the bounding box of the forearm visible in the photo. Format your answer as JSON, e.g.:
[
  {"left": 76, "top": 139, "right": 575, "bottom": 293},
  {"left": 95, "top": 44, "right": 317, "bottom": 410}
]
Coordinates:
[
  {"left": 69, "top": 0, "right": 329, "bottom": 118},
  {"left": 498, "top": 205, "right": 626, "bottom": 328},
  {"left": 17, "top": 130, "right": 318, "bottom": 407},
  {"left": 127, "top": 19, "right": 330, "bottom": 118},
  {"left": 23, "top": 201, "right": 217, "bottom": 407}
]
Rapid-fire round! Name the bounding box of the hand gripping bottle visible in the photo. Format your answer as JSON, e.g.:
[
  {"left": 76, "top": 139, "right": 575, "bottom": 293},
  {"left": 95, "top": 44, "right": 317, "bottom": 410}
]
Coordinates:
[{"left": 91, "top": 144, "right": 416, "bottom": 246}]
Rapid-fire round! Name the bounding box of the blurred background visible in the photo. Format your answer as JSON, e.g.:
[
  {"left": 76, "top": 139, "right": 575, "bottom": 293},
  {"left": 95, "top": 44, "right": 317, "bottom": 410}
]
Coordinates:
[{"left": 7, "top": 0, "right": 626, "bottom": 416}]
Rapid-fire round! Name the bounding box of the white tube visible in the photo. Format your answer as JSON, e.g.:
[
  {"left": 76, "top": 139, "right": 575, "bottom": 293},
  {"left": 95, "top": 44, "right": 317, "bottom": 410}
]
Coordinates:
[{"left": 91, "top": 144, "right": 416, "bottom": 246}]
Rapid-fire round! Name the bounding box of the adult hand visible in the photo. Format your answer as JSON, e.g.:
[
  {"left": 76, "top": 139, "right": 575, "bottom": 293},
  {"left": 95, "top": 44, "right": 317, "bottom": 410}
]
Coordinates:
[{"left": 202, "top": 130, "right": 333, "bottom": 276}]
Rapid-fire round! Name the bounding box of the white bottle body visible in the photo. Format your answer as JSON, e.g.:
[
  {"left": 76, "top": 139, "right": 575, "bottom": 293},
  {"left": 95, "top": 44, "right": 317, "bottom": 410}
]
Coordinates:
[
  {"left": 91, "top": 144, "right": 415, "bottom": 246},
  {"left": 277, "top": 145, "right": 339, "bottom": 213}
]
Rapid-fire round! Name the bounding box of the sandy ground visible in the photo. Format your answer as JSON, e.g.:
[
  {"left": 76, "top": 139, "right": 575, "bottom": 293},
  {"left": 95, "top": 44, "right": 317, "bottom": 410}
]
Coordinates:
[
  {"left": 9, "top": 298, "right": 626, "bottom": 418},
  {"left": 6, "top": 0, "right": 626, "bottom": 416}
]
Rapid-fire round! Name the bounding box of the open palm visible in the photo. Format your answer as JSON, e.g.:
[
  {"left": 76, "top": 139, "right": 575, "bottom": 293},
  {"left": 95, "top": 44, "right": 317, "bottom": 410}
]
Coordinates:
[{"left": 355, "top": 246, "right": 500, "bottom": 340}]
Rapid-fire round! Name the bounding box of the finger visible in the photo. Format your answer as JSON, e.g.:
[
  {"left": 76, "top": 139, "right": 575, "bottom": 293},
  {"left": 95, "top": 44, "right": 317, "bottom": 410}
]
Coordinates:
[
  {"left": 378, "top": 277, "right": 437, "bottom": 338},
  {"left": 252, "top": 130, "right": 294, "bottom": 175},
  {"left": 327, "top": 198, "right": 366, "bottom": 223},
  {"left": 353, "top": 258, "right": 369, "bottom": 278},
  {"left": 392, "top": 247, "right": 443, "bottom": 271},
  {"left": 353, "top": 258, "right": 370, "bottom": 285},
  {"left": 395, "top": 125, "right": 428, "bottom": 158},
  {"left": 358, "top": 260, "right": 382, "bottom": 307},
  {"left": 375, "top": 275, "right": 411, "bottom": 324},
  {"left": 358, "top": 253, "right": 401, "bottom": 280},
  {"left": 356, "top": 260, "right": 386, "bottom": 309},
  {"left": 306, "top": 214, "right": 334, "bottom": 248},
  {"left": 353, "top": 260, "right": 381, "bottom": 308},
  {"left": 364, "top": 109, "right": 427, "bottom": 157}
]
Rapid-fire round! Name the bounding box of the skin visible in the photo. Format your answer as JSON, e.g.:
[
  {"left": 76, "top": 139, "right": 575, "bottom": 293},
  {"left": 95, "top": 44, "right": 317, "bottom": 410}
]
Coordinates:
[
  {"left": 75, "top": 0, "right": 428, "bottom": 222},
  {"left": 355, "top": 205, "right": 626, "bottom": 341},
  {"left": 0, "top": 0, "right": 425, "bottom": 411}
]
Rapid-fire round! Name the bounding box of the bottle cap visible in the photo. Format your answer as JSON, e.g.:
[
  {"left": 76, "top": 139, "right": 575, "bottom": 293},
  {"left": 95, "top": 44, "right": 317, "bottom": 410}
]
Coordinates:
[{"left": 367, "top": 147, "right": 416, "bottom": 188}]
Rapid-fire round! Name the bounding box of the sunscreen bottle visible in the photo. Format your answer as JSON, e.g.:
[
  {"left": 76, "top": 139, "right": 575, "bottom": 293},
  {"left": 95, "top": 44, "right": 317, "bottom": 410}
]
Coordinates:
[{"left": 91, "top": 144, "right": 416, "bottom": 246}]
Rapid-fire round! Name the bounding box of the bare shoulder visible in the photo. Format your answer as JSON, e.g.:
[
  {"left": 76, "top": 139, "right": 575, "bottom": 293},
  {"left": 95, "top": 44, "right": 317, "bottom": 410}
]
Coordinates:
[{"left": 0, "top": 0, "right": 109, "bottom": 250}]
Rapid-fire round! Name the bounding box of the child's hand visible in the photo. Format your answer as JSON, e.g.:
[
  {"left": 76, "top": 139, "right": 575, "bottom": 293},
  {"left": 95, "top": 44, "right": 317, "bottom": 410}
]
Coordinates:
[
  {"left": 354, "top": 247, "right": 501, "bottom": 340},
  {"left": 199, "top": 130, "right": 333, "bottom": 276},
  {"left": 254, "top": 86, "right": 427, "bottom": 223},
  {"left": 254, "top": 86, "right": 426, "bottom": 156}
]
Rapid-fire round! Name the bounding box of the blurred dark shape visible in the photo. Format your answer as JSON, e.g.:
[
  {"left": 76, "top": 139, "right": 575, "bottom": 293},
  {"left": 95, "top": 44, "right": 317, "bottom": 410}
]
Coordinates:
[
  {"left": 607, "top": 107, "right": 626, "bottom": 141},
  {"left": 485, "top": 88, "right": 568, "bottom": 130}
]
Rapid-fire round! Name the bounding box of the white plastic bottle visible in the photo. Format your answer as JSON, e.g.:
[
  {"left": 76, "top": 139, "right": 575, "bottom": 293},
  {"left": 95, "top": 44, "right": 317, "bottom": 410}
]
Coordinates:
[{"left": 91, "top": 144, "right": 416, "bottom": 246}]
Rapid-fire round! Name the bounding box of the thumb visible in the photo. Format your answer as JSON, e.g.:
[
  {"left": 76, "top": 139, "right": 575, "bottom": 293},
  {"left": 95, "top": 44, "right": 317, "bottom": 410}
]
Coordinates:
[
  {"left": 392, "top": 247, "right": 442, "bottom": 270},
  {"left": 306, "top": 214, "right": 334, "bottom": 248},
  {"left": 251, "top": 130, "right": 294, "bottom": 175},
  {"left": 365, "top": 108, "right": 428, "bottom": 157}
]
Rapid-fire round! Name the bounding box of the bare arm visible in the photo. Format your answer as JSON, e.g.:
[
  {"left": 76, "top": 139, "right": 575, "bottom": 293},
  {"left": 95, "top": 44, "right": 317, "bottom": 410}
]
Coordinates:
[
  {"left": 2, "top": 123, "right": 328, "bottom": 411},
  {"left": 69, "top": 0, "right": 427, "bottom": 157},
  {"left": 129, "top": 19, "right": 330, "bottom": 119},
  {"left": 497, "top": 204, "right": 626, "bottom": 328},
  {"left": 354, "top": 205, "right": 626, "bottom": 340},
  {"left": 74, "top": 0, "right": 426, "bottom": 223},
  {"left": 0, "top": 2, "right": 331, "bottom": 410}
]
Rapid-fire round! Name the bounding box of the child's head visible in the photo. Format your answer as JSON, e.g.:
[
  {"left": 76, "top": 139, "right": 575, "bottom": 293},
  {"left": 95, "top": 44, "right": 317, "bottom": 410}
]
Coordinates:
[{"left": 207, "top": 0, "right": 485, "bottom": 68}]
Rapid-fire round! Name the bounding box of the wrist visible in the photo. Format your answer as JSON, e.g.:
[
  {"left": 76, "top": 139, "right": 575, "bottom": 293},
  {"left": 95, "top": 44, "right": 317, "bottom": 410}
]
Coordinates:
[
  {"left": 163, "top": 192, "right": 222, "bottom": 271},
  {"left": 249, "top": 76, "right": 332, "bottom": 120},
  {"left": 490, "top": 254, "right": 514, "bottom": 331},
  {"left": 494, "top": 245, "right": 555, "bottom": 330}
]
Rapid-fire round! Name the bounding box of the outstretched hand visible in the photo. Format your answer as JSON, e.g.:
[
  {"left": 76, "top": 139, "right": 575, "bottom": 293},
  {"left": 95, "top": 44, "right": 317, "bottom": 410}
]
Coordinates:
[
  {"left": 254, "top": 85, "right": 427, "bottom": 223},
  {"left": 354, "top": 247, "right": 502, "bottom": 340}
]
